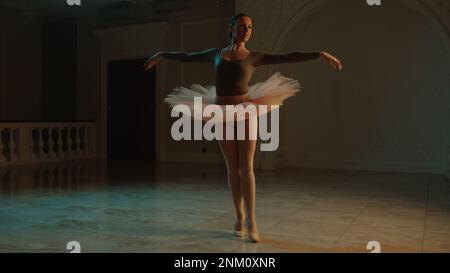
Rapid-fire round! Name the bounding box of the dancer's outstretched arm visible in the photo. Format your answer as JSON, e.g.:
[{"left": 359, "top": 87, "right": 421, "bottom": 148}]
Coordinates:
[
  {"left": 253, "top": 51, "right": 343, "bottom": 71},
  {"left": 143, "top": 48, "right": 216, "bottom": 70}
]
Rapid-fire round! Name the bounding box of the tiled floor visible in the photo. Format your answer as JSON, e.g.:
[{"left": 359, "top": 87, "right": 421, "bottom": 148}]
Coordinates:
[{"left": 0, "top": 159, "right": 449, "bottom": 253}]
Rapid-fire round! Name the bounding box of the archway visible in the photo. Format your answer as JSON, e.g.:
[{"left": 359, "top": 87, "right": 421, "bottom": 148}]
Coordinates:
[{"left": 259, "top": 0, "right": 449, "bottom": 175}]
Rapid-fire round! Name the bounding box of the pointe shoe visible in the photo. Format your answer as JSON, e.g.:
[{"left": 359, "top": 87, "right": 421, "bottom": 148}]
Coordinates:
[
  {"left": 247, "top": 231, "right": 261, "bottom": 243},
  {"left": 244, "top": 219, "right": 261, "bottom": 243}
]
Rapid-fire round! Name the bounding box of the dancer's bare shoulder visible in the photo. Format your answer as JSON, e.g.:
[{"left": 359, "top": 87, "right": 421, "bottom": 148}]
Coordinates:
[{"left": 220, "top": 48, "right": 251, "bottom": 61}]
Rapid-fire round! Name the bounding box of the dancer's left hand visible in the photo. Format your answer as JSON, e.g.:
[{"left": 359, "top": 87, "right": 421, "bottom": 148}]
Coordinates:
[{"left": 320, "top": 51, "right": 343, "bottom": 71}]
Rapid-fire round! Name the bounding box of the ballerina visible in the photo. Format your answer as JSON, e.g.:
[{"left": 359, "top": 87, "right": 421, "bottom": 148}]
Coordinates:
[{"left": 144, "top": 13, "right": 343, "bottom": 243}]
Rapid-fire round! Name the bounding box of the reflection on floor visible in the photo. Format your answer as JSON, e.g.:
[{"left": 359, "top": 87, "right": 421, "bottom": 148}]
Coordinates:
[{"left": 0, "top": 159, "right": 449, "bottom": 253}]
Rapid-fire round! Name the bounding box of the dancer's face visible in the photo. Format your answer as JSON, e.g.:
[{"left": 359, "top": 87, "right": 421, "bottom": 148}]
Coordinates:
[{"left": 231, "top": 16, "right": 252, "bottom": 43}]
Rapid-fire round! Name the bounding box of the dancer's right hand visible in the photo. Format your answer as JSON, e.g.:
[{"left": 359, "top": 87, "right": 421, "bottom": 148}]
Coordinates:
[
  {"left": 320, "top": 51, "right": 343, "bottom": 71},
  {"left": 143, "top": 52, "right": 163, "bottom": 71}
]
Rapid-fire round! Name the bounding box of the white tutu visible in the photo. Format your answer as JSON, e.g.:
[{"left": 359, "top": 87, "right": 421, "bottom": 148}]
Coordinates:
[{"left": 165, "top": 72, "right": 300, "bottom": 122}]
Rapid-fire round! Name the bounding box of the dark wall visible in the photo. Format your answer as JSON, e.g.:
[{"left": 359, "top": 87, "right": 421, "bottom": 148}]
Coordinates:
[{"left": 41, "top": 18, "right": 77, "bottom": 120}]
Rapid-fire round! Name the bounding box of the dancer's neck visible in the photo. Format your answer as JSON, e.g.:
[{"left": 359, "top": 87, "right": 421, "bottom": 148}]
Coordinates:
[{"left": 225, "top": 41, "right": 248, "bottom": 53}]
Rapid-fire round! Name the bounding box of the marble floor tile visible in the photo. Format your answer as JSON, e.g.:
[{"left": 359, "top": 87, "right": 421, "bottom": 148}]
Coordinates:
[
  {"left": 337, "top": 224, "right": 423, "bottom": 252},
  {"left": 0, "top": 159, "right": 448, "bottom": 253}
]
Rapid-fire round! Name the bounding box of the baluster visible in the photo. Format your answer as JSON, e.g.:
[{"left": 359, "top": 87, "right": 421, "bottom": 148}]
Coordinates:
[
  {"left": 0, "top": 129, "right": 5, "bottom": 163},
  {"left": 48, "top": 127, "right": 56, "bottom": 159},
  {"left": 83, "top": 126, "right": 89, "bottom": 156},
  {"left": 88, "top": 126, "right": 94, "bottom": 156},
  {"left": 55, "top": 127, "right": 62, "bottom": 158},
  {"left": 40, "top": 128, "right": 48, "bottom": 160},
  {"left": 61, "top": 127, "right": 70, "bottom": 158},
  {"left": 9, "top": 128, "right": 18, "bottom": 162},
  {"left": 3, "top": 128, "right": 11, "bottom": 162},
  {"left": 67, "top": 127, "right": 74, "bottom": 158},
  {"left": 30, "top": 128, "right": 37, "bottom": 161},
  {"left": 83, "top": 127, "right": 89, "bottom": 156},
  {"left": 45, "top": 127, "right": 51, "bottom": 159},
  {"left": 79, "top": 127, "right": 86, "bottom": 155},
  {"left": 37, "top": 128, "right": 44, "bottom": 160},
  {"left": 73, "top": 127, "right": 80, "bottom": 157},
  {"left": 91, "top": 125, "right": 97, "bottom": 157}
]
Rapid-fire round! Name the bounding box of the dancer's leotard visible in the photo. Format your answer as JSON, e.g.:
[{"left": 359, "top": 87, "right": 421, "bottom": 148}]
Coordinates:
[{"left": 214, "top": 48, "right": 320, "bottom": 96}]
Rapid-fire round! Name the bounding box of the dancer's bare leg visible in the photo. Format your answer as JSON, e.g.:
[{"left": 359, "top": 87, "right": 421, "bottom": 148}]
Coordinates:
[
  {"left": 238, "top": 118, "right": 260, "bottom": 242},
  {"left": 217, "top": 123, "right": 245, "bottom": 235}
]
